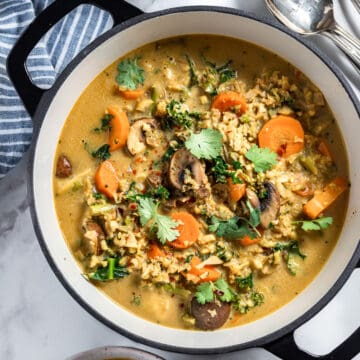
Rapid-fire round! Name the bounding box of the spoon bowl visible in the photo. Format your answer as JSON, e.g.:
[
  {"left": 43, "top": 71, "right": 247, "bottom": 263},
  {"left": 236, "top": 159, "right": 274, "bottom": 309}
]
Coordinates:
[{"left": 265, "top": 0, "right": 360, "bottom": 68}]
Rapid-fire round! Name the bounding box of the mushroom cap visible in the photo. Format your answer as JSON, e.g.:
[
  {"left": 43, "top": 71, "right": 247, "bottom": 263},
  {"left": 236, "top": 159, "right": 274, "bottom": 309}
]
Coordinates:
[
  {"left": 168, "top": 148, "right": 206, "bottom": 191},
  {"left": 191, "top": 297, "right": 231, "bottom": 330},
  {"left": 259, "top": 181, "right": 280, "bottom": 228},
  {"left": 127, "top": 118, "right": 158, "bottom": 156}
]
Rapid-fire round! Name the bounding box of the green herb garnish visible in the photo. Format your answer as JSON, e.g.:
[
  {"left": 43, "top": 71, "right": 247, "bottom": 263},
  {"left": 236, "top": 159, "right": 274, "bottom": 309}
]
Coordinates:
[
  {"left": 245, "top": 145, "right": 278, "bottom": 173},
  {"left": 116, "top": 56, "right": 145, "bottom": 90},
  {"left": 185, "top": 129, "right": 223, "bottom": 160},
  {"left": 294, "top": 217, "right": 333, "bottom": 231}
]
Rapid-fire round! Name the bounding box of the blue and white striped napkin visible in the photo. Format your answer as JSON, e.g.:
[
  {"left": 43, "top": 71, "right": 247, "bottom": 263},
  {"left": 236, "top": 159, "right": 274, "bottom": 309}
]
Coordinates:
[{"left": 0, "top": 0, "right": 112, "bottom": 179}]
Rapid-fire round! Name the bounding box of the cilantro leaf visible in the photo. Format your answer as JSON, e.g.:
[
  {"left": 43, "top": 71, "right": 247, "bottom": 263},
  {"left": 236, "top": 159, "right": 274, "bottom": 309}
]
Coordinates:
[
  {"left": 116, "top": 56, "right": 145, "bottom": 90},
  {"left": 195, "top": 282, "right": 214, "bottom": 304},
  {"left": 185, "top": 129, "right": 223, "bottom": 160},
  {"left": 137, "top": 198, "right": 179, "bottom": 244},
  {"left": 138, "top": 198, "right": 157, "bottom": 226},
  {"left": 214, "top": 278, "right": 236, "bottom": 302},
  {"left": 246, "top": 200, "right": 261, "bottom": 228},
  {"left": 156, "top": 214, "right": 180, "bottom": 243},
  {"left": 209, "top": 216, "right": 257, "bottom": 240},
  {"left": 294, "top": 217, "right": 333, "bottom": 231},
  {"left": 91, "top": 144, "right": 111, "bottom": 162},
  {"left": 245, "top": 145, "right": 278, "bottom": 173},
  {"left": 236, "top": 273, "right": 253, "bottom": 290}
]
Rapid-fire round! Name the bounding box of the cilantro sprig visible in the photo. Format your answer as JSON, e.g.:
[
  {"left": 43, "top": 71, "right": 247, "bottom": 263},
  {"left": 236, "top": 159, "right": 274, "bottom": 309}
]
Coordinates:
[
  {"left": 116, "top": 56, "right": 145, "bottom": 90},
  {"left": 209, "top": 201, "right": 261, "bottom": 240},
  {"left": 195, "top": 279, "right": 236, "bottom": 304},
  {"left": 138, "top": 198, "right": 179, "bottom": 244},
  {"left": 185, "top": 129, "right": 223, "bottom": 160},
  {"left": 245, "top": 145, "right": 278, "bottom": 173},
  {"left": 294, "top": 217, "right": 333, "bottom": 231}
]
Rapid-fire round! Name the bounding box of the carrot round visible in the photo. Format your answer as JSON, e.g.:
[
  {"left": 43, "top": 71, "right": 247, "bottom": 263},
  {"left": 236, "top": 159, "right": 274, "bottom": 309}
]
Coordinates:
[
  {"left": 211, "top": 91, "right": 247, "bottom": 115},
  {"left": 107, "top": 107, "right": 130, "bottom": 151},
  {"left": 118, "top": 88, "right": 144, "bottom": 100},
  {"left": 94, "top": 160, "right": 119, "bottom": 200},
  {"left": 188, "top": 256, "right": 221, "bottom": 283},
  {"left": 148, "top": 243, "right": 166, "bottom": 259},
  {"left": 258, "top": 115, "right": 304, "bottom": 157},
  {"left": 227, "top": 178, "right": 246, "bottom": 202},
  {"left": 169, "top": 212, "right": 200, "bottom": 249},
  {"left": 303, "top": 176, "right": 348, "bottom": 219}
]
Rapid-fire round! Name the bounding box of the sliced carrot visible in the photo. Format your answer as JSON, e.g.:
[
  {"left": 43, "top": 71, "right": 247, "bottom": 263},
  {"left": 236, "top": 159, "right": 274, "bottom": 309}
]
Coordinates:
[
  {"left": 258, "top": 115, "right": 304, "bottom": 157},
  {"left": 211, "top": 91, "right": 247, "bottom": 115},
  {"left": 118, "top": 88, "right": 144, "bottom": 100},
  {"left": 148, "top": 243, "right": 166, "bottom": 259},
  {"left": 318, "top": 140, "right": 333, "bottom": 160},
  {"left": 188, "top": 256, "right": 221, "bottom": 283},
  {"left": 94, "top": 160, "right": 119, "bottom": 200},
  {"left": 303, "top": 176, "right": 348, "bottom": 219},
  {"left": 239, "top": 228, "right": 263, "bottom": 246},
  {"left": 227, "top": 178, "right": 246, "bottom": 202},
  {"left": 107, "top": 107, "right": 130, "bottom": 151},
  {"left": 169, "top": 212, "right": 200, "bottom": 249},
  {"left": 239, "top": 235, "right": 261, "bottom": 246}
]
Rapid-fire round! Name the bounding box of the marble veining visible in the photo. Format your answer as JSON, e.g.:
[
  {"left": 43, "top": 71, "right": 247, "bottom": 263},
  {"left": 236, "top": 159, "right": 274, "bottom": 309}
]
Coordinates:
[{"left": 0, "top": 1, "right": 359, "bottom": 359}]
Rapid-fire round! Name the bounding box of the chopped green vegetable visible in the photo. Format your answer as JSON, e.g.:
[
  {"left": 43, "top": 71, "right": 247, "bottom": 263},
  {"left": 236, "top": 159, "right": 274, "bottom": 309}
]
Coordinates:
[
  {"left": 294, "top": 216, "right": 333, "bottom": 231},
  {"left": 211, "top": 157, "right": 242, "bottom": 184},
  {"left": 116, "top": 56, "right": 145, "bottom": 90},
  {"left": 138, "top": 198, "right": 179, "bottom": 244},
  {"left": 216, "top": 60, "right": 237, "bottom": 83},
  {"left": 166, "top": 100, "right": 201, "bottom": 129},
  {"left": 245, "top": 145, "right": 278, "bottom": 173},
  {"left": 274, "top": 240, "right": 306, "bottom": 275},
  {"left": 185, "top": 129, "right": 223, "bottom": 160},
  {"left": 126, "top": 185, "right": 170, "bottom": 202},
  {"left": 91, "top": 144, "right": 111, "bottom": 162},
  {"left": 299, "top": 156, "right": 318, "bottom": 175},
  {"left": 93, "top": 192, "right": 105, "bottom": 200},
  {"left": 88, "top": 258, "right": 128, "bottom": 281},
  {"left": 246, "top": 200, "right": 261, "bottom": 228},
  {"left": 195, "top": 282, "right": 214, "bottom": 304},
  {"left": 233, "top": 290, "right": 264, "bottom": 314},
  {"left": 89, "top": 203, "right": 117, "bottom": 215},
  {"left": 163, "top": 283, "right": 191, "bottom": 298},
  {"left": 232, "top": 160, "right": 242, "bottom": 170},
  {"left": 93, "top": 114, "right": 113, "bottom": 133},
  {"left": 236, "top": 273, "right": 253, "bottom": 290},
  {"left": 185, "top": 54, "right": 198, "bottom": 87},
  {"left": 131, "top": 294, "right": 142, "bottom": 306}
]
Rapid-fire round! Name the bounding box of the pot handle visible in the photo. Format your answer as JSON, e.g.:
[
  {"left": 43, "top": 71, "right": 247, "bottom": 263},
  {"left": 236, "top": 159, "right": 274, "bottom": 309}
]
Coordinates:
[
  {"left": 264, "top": 327, "right": 360, "bottom": 360},
  {"left": 6, "top": 0, "right": 142, "bottom": 118}
]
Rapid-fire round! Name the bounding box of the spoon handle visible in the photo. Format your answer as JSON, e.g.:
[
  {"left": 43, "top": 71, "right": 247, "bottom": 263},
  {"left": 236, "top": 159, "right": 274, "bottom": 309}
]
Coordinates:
[{"left": 324, "top": 27, "right": 360, "bottom": 68}]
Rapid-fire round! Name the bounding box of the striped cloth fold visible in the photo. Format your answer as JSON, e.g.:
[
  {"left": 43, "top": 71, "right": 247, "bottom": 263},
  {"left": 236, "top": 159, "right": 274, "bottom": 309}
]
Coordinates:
[{"left": 0, "top": 0, "right": 112, "bottom": 178}]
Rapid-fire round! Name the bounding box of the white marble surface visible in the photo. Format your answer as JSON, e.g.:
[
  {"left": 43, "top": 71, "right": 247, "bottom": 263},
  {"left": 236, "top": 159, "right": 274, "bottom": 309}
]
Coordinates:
[{"left": 0, "top": 1, "right": 359, "bottom": 359}]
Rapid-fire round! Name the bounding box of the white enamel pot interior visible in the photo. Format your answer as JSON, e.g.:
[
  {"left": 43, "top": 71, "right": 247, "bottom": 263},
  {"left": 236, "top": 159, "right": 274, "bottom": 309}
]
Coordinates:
[{"left": 31, "top": 8, "right": 360, "bottom": 353}]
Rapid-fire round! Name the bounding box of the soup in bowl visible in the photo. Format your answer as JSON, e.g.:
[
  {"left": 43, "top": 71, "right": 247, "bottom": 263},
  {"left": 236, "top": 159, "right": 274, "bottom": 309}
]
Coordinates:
[{"left": 53, "top": 35, "right": 348, "bottom": 331}]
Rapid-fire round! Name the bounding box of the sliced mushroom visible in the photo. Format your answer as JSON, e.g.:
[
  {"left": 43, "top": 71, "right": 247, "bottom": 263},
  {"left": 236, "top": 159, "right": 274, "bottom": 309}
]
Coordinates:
[
  {"left": 56, "top": 154, "right": 72, "bottom": 178},
  {"left": 245, "top": 182, "right": 280, "bottom": 229},
  {"left": 260, "top": 181, "right": 280, "bottom": 229},
  {"left": 82, "top": 220, "right": 105, "bottom": 256},
  {"left": 127, "top": 118, "right": 159, "bottom": 155},
  {"left": 169, "top": 148, "right": 206, "bottom": 192},
  {"left": 191, "top": 297, "right": 231, "bottom": 330}
]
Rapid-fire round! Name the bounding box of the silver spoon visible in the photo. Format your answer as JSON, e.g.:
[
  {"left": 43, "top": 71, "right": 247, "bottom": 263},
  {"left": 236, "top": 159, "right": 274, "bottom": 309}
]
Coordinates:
[{"left": 265, "top": 0, "right": 360, "bottom": 68}]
